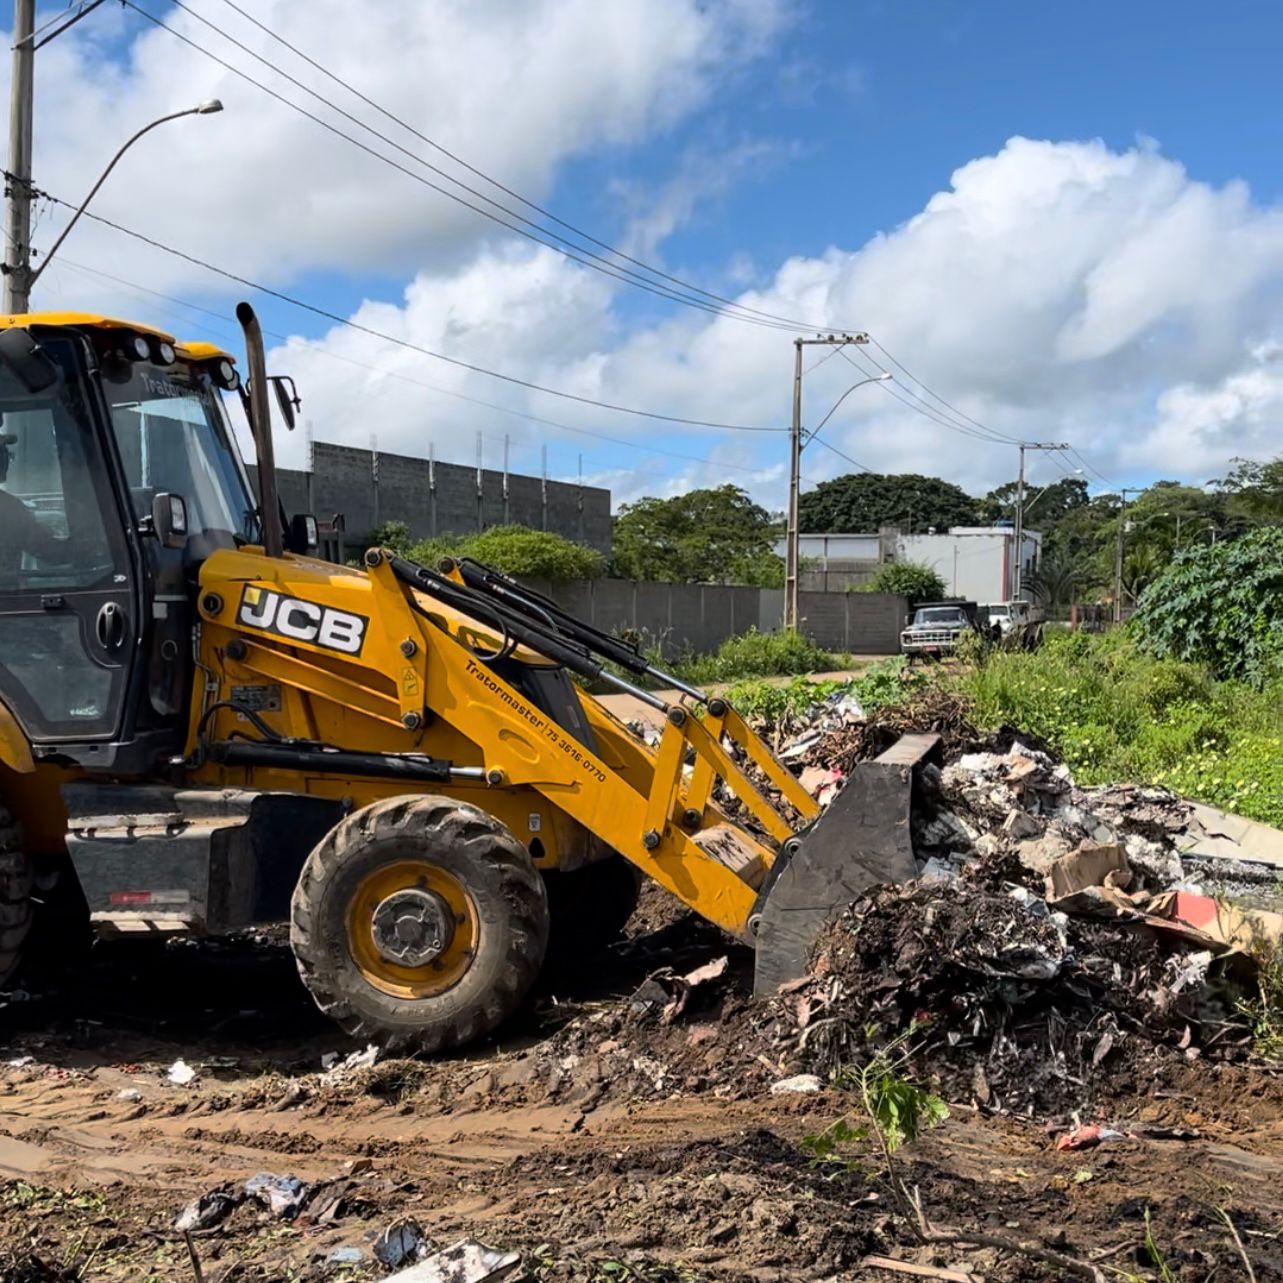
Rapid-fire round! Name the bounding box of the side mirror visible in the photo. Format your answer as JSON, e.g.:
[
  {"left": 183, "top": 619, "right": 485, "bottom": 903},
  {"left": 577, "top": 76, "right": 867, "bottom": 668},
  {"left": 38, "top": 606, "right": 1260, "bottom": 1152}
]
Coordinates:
[
  {"left": 270, "top": 376, "right": 301, "bottom": 431},
  {"left": 288, "top": 512, "right": 318, "bottom": 553},
  {"left": 152, "top": 492, "right": 189, "bottom": 550},
  {"left": 0, "top": 328, "right": 60, "bottom": 393}
]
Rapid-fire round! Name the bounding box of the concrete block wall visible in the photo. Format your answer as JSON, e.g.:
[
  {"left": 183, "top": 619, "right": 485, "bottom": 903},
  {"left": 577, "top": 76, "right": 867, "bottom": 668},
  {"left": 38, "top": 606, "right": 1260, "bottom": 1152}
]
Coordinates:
[
  {"left": 248, "top": 441, "right": 612, "bottom": 554},
  {"left": 797, "top": 591, "right": 910, "bottom": 655},
  {"left": 516, "top": 579, "right": 906, "bottom": 660}
]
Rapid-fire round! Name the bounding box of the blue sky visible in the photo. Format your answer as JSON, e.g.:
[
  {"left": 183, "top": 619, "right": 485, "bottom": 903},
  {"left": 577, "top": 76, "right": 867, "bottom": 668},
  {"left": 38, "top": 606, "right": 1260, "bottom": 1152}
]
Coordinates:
[{"left": 15, "top": 0, "right": 1283, "bottom": 507}]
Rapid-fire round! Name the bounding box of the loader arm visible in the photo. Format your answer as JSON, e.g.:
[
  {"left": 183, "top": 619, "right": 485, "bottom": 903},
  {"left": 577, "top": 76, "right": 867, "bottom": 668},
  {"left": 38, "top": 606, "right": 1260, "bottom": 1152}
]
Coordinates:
[{"left": 190, "top": 543, "right": 935, "bottom": 967}]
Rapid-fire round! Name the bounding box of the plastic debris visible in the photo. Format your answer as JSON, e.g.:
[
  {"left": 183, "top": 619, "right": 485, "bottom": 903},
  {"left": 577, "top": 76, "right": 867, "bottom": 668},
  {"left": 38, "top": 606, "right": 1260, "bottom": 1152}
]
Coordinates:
[
  {"left": 329, "top": 1246, "right": 367, "bottom": 1264},
  {"left": 244, "top": 1171, "right": 308, "bottom": 1219},
  {"left": 384, "top": 1239, "right": 522, "bottom": 1283},
  {"left": 4, "top": 1055, "right": 34, "bottom": 1067},
  {"left": 165, "top": 1059, "right": 197, "bottom": 1087},
  {"left": 174, "top": 1190, "right": 241, "bottom": 1232},
  {"left": 116, "top": 1087, "right": 143, "bottom": 1102},
  {"left": 770, "top": 1073, "right": 823, "bottom": 1094},
  {"left": 1055, "top": 1125, "right": 1125, "bottom": 1152},
  {"left": 320, "top": 1043, "right": 380, "bottom": 1081},
  {"left": 375, "top": 1217, "right": 430, "bottom": 1268}
]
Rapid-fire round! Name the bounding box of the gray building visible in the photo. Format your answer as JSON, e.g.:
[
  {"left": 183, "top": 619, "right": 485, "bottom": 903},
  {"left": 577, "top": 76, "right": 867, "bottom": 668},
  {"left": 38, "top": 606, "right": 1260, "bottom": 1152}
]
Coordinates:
[{"left": 249, "top": 440, "right": 612, "bottom": 560}]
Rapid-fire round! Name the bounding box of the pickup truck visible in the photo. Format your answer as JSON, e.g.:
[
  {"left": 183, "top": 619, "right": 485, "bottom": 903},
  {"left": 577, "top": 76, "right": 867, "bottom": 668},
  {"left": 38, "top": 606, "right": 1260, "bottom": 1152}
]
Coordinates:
[
  {"left": 979, "top": 600, "right": 1046, "bottom": 649},
  {"left": 899, "top": 600, "right": 979, "bottom": 659}
]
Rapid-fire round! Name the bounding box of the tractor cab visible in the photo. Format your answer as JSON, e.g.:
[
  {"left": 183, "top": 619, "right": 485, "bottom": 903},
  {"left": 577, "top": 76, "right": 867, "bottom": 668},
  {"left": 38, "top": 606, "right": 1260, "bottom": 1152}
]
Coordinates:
[{"left": 0, "top": 314, "right": 260, "bottom": 772}]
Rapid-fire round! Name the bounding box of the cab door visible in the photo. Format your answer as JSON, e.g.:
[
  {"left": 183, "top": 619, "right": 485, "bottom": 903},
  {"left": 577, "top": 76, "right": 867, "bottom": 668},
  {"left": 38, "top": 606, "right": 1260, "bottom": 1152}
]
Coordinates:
[{"left": 0, "top": 343, "right": 139, "bottom": 744}]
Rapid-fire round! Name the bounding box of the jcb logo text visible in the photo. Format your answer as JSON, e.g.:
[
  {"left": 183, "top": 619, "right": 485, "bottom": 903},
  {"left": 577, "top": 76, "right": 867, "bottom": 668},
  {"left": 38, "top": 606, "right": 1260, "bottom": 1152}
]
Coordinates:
[{"left": 237, "top": 586, "right": 368, "bottom": 656}]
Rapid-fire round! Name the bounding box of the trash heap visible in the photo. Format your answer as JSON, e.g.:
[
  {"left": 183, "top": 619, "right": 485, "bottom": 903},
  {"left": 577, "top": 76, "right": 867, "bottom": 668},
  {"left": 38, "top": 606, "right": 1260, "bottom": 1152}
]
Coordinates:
[{"left": 757, "top": 709, "right": 1283, "bottom": 1117}]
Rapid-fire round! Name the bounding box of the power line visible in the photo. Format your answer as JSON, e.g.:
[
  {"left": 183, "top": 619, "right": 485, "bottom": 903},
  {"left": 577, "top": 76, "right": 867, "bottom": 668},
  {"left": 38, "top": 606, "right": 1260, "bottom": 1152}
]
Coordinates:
[
  {"left": 866, "top": 336, "right": 1022, "bottom": 445},
  {"left": 811, "top": 437, "right": 872, "bottom": 474},
  {"left": 208, "top": 0, "right": 853, "bottom": 337},
  {"left": 1064, "top": 444, "right": 1119, "bottom": 491},
  {"left": 835, "top": 345, "right": 1014, "bottom": 444},
  {"left": 119, "top": 0, "right": 809, "bottom": 334},
  {"left": 33, "top": 184, "right": 787, "bottom": 434},
  {"left": 55, "top": 251, "right": 800, "bottom": 482}
]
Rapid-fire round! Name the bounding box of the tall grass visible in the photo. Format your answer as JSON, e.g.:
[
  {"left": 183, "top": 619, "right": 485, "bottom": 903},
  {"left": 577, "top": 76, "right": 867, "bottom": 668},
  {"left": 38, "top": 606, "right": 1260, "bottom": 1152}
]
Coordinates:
[{"left": 958, "top": 631, "right": 1283, "bottom": 825}]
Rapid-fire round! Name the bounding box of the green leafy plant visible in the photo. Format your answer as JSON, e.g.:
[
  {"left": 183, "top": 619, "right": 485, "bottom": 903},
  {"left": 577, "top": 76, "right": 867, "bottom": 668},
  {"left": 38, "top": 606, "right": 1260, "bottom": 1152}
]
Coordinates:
[
  {"left": 1132, "top": 526, "right": 1283, "bottom": 685},
  {"left": 860, "top": 560, "right": 947, "bottom": 601},
  {"left": 405, "top": 524, "right": 605, "bottom": 582},
  {"left": 958, "top": 631, "right": 1283, "bottom": 827},
  {"left": 1237, "top": 936, "right": 1283, "bottom": 1064},
  {"left": 667, "top": 628, "right": 838, "bottom": 685}
]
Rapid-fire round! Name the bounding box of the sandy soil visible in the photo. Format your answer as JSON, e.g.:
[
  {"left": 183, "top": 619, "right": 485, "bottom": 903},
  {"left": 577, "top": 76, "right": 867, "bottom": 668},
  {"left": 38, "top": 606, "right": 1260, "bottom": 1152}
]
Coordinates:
[{"left": 1, "top": 885, "right": 1281, "bottom": 1282}]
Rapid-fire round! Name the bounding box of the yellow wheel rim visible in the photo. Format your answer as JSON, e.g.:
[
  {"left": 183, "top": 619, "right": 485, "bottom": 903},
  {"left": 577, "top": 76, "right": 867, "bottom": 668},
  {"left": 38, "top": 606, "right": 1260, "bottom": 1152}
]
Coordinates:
[{"left": 345, "top": 860, "right": 478, "bottom": 999}]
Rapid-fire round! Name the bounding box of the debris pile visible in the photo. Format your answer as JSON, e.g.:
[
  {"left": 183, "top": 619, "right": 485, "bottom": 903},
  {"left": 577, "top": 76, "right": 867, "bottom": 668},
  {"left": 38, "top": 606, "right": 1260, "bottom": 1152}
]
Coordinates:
[{"left": 769, "top": 880, "right": 1199, "bottom": 1115}]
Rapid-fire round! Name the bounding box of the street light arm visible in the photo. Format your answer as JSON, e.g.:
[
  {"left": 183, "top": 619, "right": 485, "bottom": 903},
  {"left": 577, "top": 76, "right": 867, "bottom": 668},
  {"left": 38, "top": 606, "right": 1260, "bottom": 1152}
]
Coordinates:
[
  {"left": 28, "top": 100, "right": 222, "bottom": 290},
  {"left": 806, "top": 373, "right": 891, "bottom": 447}
]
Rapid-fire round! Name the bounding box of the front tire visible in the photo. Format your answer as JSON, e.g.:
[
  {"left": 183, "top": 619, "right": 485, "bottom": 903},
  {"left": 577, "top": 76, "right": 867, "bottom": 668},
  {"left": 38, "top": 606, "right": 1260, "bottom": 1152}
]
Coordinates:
[
  {"left": 290, "top": 795, "right": 549, "bottom": 1054},
  {"left": 0, "top": 808, "right": 33, "bottom": 986}
]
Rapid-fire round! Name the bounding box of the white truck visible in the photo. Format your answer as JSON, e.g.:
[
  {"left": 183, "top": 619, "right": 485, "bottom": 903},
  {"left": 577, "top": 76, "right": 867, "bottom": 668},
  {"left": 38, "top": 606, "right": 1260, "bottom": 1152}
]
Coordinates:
[{"left": 978, "top": 600, "right": 1046, "bottom": 649}]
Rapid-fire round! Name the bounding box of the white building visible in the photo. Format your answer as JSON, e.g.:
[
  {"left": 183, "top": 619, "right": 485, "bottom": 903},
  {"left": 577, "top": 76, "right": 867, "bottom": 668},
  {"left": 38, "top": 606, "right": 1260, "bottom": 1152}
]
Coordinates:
[{"left": 778, "top": 526, "right": 1042, "bottom": 602}]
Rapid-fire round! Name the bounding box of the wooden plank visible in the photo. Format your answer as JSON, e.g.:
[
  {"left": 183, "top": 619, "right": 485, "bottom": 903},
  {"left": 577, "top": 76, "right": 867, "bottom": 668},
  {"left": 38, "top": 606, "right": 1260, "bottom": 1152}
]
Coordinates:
[{"left": 861, "top": 1254, "right": 978, "bottom": 1282}]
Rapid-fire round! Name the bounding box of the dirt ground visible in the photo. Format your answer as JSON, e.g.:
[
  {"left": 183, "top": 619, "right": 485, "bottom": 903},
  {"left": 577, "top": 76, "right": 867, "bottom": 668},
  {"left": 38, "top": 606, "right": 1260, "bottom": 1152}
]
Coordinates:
[{"left": 1, "top": 885, "right": 1281, "bottom": 1283}]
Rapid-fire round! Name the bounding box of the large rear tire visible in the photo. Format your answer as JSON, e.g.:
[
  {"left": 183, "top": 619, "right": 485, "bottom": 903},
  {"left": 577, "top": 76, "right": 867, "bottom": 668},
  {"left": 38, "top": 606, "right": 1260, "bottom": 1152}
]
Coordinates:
[
  {"left": 290, "top": 795, "right": 549, "bottom": 1054},
  {"left": 0, "top": 808, "right": 34, "bottom": 986}
]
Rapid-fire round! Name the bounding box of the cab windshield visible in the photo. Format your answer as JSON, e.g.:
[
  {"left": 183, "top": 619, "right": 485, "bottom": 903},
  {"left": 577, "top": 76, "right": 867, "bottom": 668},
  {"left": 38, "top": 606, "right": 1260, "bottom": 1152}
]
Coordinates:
[
  {"left": 104, "top": 363, "right": 257, "bottom": 546},
  {"left": 915, "top": 607, "right": 966, "bottom": 625}
]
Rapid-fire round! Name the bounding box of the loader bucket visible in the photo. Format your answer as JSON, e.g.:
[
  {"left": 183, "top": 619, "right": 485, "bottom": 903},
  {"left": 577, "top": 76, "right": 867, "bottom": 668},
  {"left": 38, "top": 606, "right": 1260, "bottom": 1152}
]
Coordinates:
[{"left": 752, "top": 733, "right": 943, "bottom": 997}]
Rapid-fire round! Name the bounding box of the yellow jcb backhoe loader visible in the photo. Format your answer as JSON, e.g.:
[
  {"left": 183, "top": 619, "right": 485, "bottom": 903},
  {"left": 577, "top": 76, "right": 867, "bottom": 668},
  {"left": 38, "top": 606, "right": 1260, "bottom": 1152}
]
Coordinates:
[{"left": 0, "top": 303, "right": 937, "bottom": 1051}]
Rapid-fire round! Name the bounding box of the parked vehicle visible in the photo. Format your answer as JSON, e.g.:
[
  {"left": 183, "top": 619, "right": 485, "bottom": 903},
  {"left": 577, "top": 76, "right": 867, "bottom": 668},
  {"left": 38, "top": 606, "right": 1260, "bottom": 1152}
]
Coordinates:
[
  {"left": 899, "top": 599, "right": 981, "bottom": 659},
  {"left": 979, "top": 600, "right": 1046, "bottom": 649}
]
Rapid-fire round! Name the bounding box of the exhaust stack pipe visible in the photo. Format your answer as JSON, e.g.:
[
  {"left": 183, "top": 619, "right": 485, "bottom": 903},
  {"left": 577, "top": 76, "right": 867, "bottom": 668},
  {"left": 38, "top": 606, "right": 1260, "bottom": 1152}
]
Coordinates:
[{"left": 236, "top": 301, "right": 284, "bottom": 559}]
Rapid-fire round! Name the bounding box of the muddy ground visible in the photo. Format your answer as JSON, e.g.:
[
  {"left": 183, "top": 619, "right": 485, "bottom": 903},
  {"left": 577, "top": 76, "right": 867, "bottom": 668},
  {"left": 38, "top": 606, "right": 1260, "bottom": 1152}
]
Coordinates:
[{"left": 1, "top": 884, "right": 1281, "bottom": 1283}]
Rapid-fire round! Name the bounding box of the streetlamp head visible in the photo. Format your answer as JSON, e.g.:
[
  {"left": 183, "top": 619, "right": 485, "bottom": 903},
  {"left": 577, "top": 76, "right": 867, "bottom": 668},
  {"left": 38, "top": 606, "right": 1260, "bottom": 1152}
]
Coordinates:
[
  {"left": 196, "top": 98, "right": 224, "bottom": 114},
  {"left": 877, "top": 372, "right": 892, "bottom": 381}
]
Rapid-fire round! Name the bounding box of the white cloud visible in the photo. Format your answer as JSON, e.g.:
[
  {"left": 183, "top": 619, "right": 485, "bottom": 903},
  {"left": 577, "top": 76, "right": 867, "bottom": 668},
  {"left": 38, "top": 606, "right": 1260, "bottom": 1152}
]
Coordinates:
[
  {"left": 12, "top": 0, "right": 790, "bottom": 293},
  {"left": 15, "top": 0, "right": 1283, "bottom": 514},
  {"left": 264, "top": 135, "right": 1283, "bottom": 506}
]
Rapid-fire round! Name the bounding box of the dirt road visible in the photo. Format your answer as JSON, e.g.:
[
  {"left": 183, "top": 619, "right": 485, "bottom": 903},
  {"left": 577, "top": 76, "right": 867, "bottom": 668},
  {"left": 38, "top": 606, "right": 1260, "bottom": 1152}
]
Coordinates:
[{"left": 1, "top": 889, "right": 1282, "bottom": 1281}]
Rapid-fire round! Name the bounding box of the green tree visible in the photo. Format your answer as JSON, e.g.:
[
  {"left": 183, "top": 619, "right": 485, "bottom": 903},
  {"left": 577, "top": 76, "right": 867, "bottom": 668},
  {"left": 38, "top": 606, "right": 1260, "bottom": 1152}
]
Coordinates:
[
  {"left": 1028, "top": 546, "right": 1088, "bottom": 611},
  {"left": 407, "top": 525, "right": 604, "bottom": 581},
  {"left": 611, "top": 484, "right": 783, "bottom": 584},
  {"left": 979, "top": 475, "right": 1090, "bottom": 531},
  {"left": 860, "top": 560, "right": 947, "bottom": 601},
  {"left": 1214, "top": 456, "right": 1283, "bottom": 525},
  {"left": 372, "top": 520, "right": 412, "bottom": 554},
  {"left": 1133, "top": 526, "right": 1283, "bottom": 684},
  {"left": 799, "top": 473, "right": 980, "bottom": 534}
]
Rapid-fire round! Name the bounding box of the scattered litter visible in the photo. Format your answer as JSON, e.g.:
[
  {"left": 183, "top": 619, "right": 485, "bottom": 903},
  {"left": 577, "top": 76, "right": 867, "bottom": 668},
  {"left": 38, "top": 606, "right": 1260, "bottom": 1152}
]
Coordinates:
[
  {"left": 116, "top": 1087, "right": 143, "bottom": 1102},
  {"left": 375, "top": 1217, "right": 429, "bottom": 1269},
  {"left": 384, "top": 1239, "right": 521, "bottom": 1283},
  {"left": 165, "top": 1059, "right": 197, "bottom": 1087},
  {"left": 1055, "top": 1125, "right": 1125, "bottom": 1152},
  {"left": 174, "top": 1190, "right": 241, "bottom": 1232},
  {"left": 320, "top": 1043, "right": 381, "bottom": 1081},
  {"left": 244, "top": 1172, "right": 308, "bottom": 1220},
  {"left": 329, "top": 1246, "right": 367, "bottom": 1264},
  {"left": 770, "top": 1073, "right": 822, "bottom": 1095},
  {"left": 4, "top": 1055, "right": 34, "bottom": 1067}
]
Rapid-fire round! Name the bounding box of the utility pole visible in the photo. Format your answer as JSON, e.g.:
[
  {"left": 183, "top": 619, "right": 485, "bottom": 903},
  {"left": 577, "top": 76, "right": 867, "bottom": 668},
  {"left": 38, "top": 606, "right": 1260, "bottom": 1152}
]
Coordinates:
[
  {"left": 4, "top": 0, "right": 36, "bottom": 313},
  {"left": 1011, "top": 441, "right": 1069, "bottom": 601},
  {"left": 1112, "top": 486, "right": 1145, "bottom": 624},
  {"left": 785, "top": 339, "right": 804, "bottom": 629},
  {"left": 785, "top": 332, "right": 878, "bottom": 629}
]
